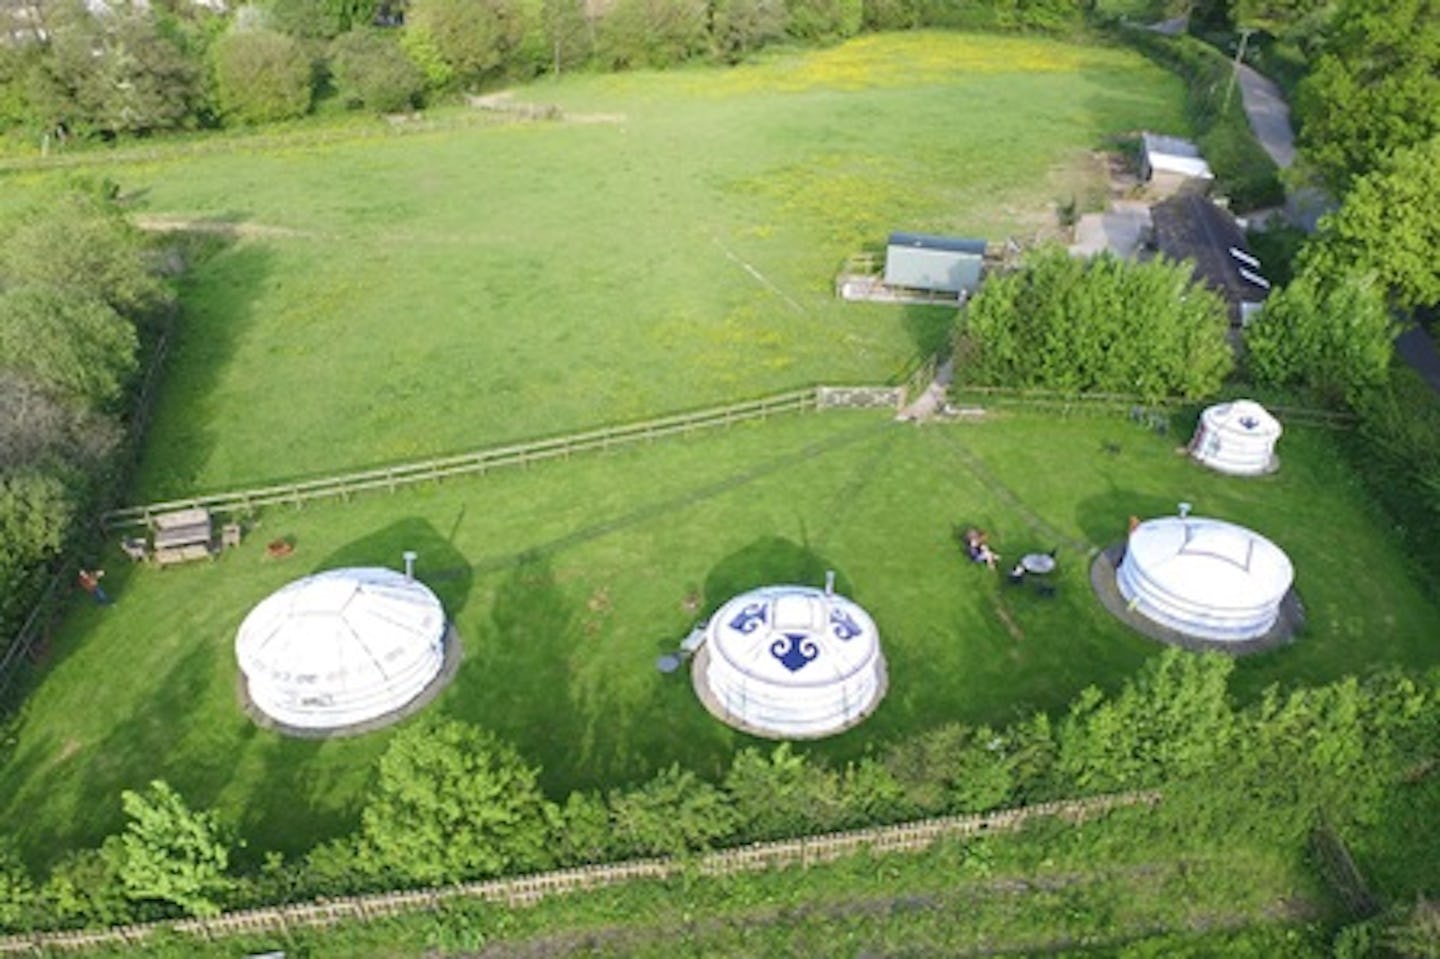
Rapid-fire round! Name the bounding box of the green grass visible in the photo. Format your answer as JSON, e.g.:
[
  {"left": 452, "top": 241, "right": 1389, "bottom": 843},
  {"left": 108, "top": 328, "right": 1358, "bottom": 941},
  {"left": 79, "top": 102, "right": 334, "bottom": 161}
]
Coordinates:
[
  {"left": 1, "top": 32, "right": 1189, "bottom": 499},
  {"left": 3, "top": 409, "right": 1436, "bottom": 871}
]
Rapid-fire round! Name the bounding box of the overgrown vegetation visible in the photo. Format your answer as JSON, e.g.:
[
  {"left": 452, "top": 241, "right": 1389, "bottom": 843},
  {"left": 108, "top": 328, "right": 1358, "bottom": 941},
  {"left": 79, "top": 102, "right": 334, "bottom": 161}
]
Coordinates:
[{"left": 0, "top": 189, "right": 173, "bottom": 646}]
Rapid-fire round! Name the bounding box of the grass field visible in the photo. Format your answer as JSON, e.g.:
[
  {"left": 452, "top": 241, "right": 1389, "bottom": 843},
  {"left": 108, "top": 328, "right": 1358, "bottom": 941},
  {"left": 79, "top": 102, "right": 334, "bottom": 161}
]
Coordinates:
[
  {"left": 1, "top": 32, "right": 1189, "bottom": 499},
  {"left": 4, "top": 408, "right": 1437, "bottom": 870}
]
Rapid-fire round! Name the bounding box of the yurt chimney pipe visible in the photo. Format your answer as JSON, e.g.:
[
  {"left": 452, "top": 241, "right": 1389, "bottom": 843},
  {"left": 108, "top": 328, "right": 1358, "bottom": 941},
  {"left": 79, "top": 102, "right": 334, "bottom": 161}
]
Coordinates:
[
  {"left": 402, "top": 551, "right": 417, "bottom": 581},
  {"left": 825, "top": 570, "right": 835, "bottom": 596}
]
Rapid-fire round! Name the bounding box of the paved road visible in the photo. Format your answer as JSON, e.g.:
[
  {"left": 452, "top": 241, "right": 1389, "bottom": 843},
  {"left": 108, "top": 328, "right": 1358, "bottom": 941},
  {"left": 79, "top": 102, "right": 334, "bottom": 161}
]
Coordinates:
[
  {"left": 1236, "top": 65, "right": 1297, "bottom": 170},
  {"left": 1233, "top": 62, "right": 1439, "bottom": 391}
]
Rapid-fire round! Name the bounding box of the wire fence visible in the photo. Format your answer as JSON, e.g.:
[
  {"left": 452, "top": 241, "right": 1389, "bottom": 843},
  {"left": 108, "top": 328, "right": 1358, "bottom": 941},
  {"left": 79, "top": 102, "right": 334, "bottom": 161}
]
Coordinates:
[
  {"left": 0, "top": 791, "right": 1160, "bottom": 954},
  {"left": 948, "top": 385, "right": 1357, "bottom": 429}
]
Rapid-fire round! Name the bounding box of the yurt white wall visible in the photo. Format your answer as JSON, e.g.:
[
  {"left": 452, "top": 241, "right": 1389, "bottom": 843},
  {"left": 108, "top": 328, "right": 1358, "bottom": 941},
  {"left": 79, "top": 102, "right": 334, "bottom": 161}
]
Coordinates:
[
  {"left": 1117, "top": 516, "right": 1293, "bottom": 642},
  {"left": 236, "top": 567, "right": 446, "bottom": 731},
  {"left": 696, "top": 585, "right": 886, "bottom": 739},
  {"left": 1190, "top": 400, "right": 1282, "bottom": 476}
]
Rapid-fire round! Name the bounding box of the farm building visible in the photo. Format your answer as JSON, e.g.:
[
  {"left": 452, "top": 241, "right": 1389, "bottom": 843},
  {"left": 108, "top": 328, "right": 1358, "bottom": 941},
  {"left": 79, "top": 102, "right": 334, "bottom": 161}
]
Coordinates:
[
  {"left": 1139, "top": 132, "right": 1214, "bottom": 193},
  {"left": 1149, "top": 193, "right": 1270, "bottom": 326},
  {"left": 235, "top": 566, "right": 450, "bottom": 734},
  {"left": 1189, "top": 399, "right": 1282, "bottom": 476},
  {"left": 1117, "top": 515, "right": 1294, "bottom": 643},
  {"left": 692, "top": 581, "right": 887, "bottom": 739},
  {"left": 883, "top": 232, "right": 986, "bottom": 296}
]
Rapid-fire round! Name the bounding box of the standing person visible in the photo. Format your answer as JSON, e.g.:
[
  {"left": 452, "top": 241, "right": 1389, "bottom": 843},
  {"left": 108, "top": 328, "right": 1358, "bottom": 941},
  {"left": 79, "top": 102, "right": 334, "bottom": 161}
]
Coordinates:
[{"left": 78, "top": 568, "right": 112, "bottom": 605}]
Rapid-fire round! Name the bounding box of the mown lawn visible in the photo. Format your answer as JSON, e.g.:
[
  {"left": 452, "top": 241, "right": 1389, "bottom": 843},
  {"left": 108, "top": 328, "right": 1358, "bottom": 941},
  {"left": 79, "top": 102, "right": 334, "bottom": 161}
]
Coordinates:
[
  {"left": 1, "top": 32, "right": 1189, "bottom": 498},
  {"left": 3, "top": 408, "right": 1435, "bottom": 870}
]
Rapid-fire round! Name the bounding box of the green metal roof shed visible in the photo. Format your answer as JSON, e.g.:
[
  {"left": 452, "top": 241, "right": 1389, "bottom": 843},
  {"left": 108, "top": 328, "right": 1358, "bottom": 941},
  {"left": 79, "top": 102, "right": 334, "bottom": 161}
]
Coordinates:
[{"left": 884, "top": 232, "right": 986, "bottom": 295}]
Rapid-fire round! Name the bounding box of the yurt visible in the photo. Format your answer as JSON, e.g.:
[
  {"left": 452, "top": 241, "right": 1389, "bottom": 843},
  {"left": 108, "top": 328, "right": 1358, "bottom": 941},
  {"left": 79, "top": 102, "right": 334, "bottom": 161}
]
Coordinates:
[
  {"left": 1117, "top": 515, "right": 1293, "bottom": 642},
  {"left": 693, "top": 581, "right": 887, "bottom": 739},
  {"left": 1189, "top": 399, "right": 1282, "bottom": 476},
  {"left": 236, "top": 567, "right": 447, "bottom": 732}
]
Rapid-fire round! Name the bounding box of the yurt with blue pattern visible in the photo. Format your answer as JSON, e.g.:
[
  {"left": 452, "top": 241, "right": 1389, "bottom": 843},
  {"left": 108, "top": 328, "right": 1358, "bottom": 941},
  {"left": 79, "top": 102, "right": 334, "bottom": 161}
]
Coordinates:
[{"left": 693, "top": 583, "right": 887, "bottom": 739}]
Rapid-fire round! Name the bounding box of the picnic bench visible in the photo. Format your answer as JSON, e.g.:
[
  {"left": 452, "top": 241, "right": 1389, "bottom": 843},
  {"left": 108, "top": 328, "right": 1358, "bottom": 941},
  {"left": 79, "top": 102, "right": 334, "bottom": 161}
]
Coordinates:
[{"left": 151, "top": 507, "right": 215, "bottom": 567}]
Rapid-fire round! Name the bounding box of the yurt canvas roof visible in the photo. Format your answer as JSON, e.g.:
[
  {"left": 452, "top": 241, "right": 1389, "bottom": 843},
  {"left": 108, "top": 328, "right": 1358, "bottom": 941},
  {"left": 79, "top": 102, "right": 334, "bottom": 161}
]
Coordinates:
[
  {"left": 236, "top": 567, "right": 446, "bottom": 731},
  {"left": 1124, "top": 517, "right": 1292, "bottom": 614},
  {"left": 698, "top": 584, "right": 887, "bottom": 739},
  {"left": 1203, "top": 399, "right": 1281, "bottom": 439}
]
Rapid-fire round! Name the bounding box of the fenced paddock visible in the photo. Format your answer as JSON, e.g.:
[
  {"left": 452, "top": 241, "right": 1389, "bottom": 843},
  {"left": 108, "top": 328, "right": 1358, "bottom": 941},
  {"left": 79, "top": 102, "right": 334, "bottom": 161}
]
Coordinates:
[
  {"left": 0, "top": 791, "right": 1159, "bottom": 954},
  {"left": 102, "top": 388, "right": 829, "bottom": 530}
]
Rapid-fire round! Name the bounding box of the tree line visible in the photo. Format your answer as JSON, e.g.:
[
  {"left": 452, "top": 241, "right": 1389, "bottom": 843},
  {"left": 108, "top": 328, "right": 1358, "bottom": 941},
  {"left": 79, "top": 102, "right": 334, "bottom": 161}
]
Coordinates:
[
  {"left": 0, "top": 648, "right": 1434, "bottom": 953},
  {"left": 0, "top": 184, "right": 173, "bottom": 648},
  {"left": 0, "top": 0, "right": 1091, "bottom": 138}
]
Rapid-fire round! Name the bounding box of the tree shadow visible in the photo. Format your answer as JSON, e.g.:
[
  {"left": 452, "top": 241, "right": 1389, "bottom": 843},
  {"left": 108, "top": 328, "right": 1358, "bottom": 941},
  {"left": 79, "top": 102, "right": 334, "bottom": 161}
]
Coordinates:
[
  {"left": 1075, "top": 484, "right": 1187, "bottom": 549},
  {"left": 900, "top": 302, "right": 958, "bottom": 364},
  {"left": 129, "top": 240, "right": 273, "bottom": 501},
  {"left": 445, "top": 555, "right": 589, "bottom": 795}
]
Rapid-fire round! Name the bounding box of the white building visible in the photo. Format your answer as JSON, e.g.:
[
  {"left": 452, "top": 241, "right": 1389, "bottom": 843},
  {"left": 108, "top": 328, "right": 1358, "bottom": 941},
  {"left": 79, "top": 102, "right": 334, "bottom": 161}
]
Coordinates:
[
  {"left": 1189, "top": 399, "right": 1282, "bottom": 476},
  {"left": 693, "top": 583, "right": 887, "bottom": 739},
  {"left": 1140, "top": 132, "right": 1214, "bottom": 193},
  {"left": 236, "top": 567, "right": 447, "bottom": 732},
  {"left": 1117, "top": 515, "right": 1293, "bottom": 643}
]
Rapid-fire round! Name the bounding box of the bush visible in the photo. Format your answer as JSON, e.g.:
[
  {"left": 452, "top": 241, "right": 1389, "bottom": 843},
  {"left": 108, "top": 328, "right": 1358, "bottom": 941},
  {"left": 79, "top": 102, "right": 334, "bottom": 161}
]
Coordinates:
[
  {"left": 212, "top": 28, "right": 313, "bottom": 124},
  {"left": 329, "top": 30, "right": 424, "bottom": 112},
  {"left": 955, "top": 245, "right": 1233, "bottom": 402}
]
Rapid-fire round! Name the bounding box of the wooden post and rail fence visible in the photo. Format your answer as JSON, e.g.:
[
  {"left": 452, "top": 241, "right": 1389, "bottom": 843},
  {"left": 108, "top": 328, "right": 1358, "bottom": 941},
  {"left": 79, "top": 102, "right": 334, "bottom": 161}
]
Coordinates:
[{"left": 0, "top": 790, "right": 1160, "bottom": 954}]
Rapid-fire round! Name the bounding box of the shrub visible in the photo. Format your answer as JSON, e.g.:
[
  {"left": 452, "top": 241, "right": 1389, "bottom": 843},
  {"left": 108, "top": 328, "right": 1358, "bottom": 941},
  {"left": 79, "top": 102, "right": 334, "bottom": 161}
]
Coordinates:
[
  {"left": 212, "top": 27, "right": 313, "bottom": 124},
  {"left": 329, "top": 30, "right": 425, "bottom": 112}
]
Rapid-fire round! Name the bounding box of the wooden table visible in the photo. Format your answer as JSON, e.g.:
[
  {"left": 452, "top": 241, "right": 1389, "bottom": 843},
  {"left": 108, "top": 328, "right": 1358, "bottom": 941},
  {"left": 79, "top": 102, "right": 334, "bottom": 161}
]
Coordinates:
[{"left": 151, "top": 508, "right": 214, "bottom": 566}]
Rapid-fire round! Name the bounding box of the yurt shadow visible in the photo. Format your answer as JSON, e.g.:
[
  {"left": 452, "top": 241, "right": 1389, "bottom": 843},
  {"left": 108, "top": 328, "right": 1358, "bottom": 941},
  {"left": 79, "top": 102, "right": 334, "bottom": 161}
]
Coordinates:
[
  {"left": 701, "top": 536, "right": 852, "bottom": 619},
  {"left": 310, "top": 517, "right": 474, "bottom": 615}
]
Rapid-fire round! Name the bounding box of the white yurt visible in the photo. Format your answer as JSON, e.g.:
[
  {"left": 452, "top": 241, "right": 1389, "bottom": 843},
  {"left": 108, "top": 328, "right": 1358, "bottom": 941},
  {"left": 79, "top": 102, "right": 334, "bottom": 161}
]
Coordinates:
[
  {"left": 1117, "top": 515, "right": 1293, "bottom": 642},
  {"left": 1189, "top": 399, "right": 1282, "bottom": 476},
  {"left": 236, "top": 567, "right": 447, "bottom": 731},
  {"left": 694, "top": 581, "right": 887, "bottom": 739}
]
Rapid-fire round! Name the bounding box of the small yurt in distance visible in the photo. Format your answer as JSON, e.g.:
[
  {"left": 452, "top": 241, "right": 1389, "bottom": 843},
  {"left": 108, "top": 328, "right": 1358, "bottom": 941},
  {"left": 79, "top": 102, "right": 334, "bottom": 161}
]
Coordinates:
[
  {"left": 693, "top": 581, "right": 886, "bottom": 739},
  {"left": 1117, "top": 515, "right": 1293, "bottom": 642},
  {"left": 1189, "top": 399, "right": 1282, "bottom": 476},
  {"left": 236, "top": 566, "right": 447, "bottom": 733}
]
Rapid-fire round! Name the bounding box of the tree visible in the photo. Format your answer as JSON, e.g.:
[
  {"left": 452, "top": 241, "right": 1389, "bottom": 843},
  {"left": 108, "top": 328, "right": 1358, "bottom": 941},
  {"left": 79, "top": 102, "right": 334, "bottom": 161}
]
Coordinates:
[
  {"left": 405, "top": 0, "right": 528, "bottom": 87},
  {"left": 711, "top": 0, "right": 787, "bottom": 64},
  {"left": 724, "top": 744, "right": 844, "bottom": 840},
  {"left": 1058, "top": 650, "right": 1236, "bottom": 794},
  {"left": 955, "top": 246, "right": 1233, "bottom": 402},
  {"left": 594, "top": 0, "right": 708, "bottom": 70},
  {"left": 0, "top": 843, "right": 35, "bottom": 932},
  {"left": 40, "top": 840, "right": 132, "bottom": 928},
  {"left": 261, "top": 0, "right": 379, "bottom": 38},
  {"left": 211, "top": 27, "right": 313, "bottom": 124},
  {"left": 0, "top": 468, "right": 78, "bottom": 635},
  {"left": 783, "top": 0, "right": 861, "bottom": 42},
  {"left": 329, "top": 30, "right": 425, "bottom": 112},
  {"left": 1244, "top": 266, "right": 1396, "bottom": 407},
  {"left": 27, "top": 3, "right": 205, "bottom": 138},
  {"left": 608, "top": 764, "right": 737, "bottom": 856},
  {"left": 0, "top": 192, "right": 171, "bottom": 323},
  {"left": 0, "top": 287, "right": 138, "bottom": 408},
  {"left": 359, "top": 718, "right": 553, "bottom": 884},
  {"left": 1303, "top": 136, "right": 1440, "bottom": 311},
  {"left": 536, "top": 0, "right": 591, "bottom": 75},
  {"left": 0, "top": 371, "right": 119, "bottom": 474},
  {"left": 118, "top": 780, "right": 234, "bottom": 918},
  {"left": 883, "top": 723, "right": 1014, "bottom": 814},
  {"left": 1294, "top": 0, "right": 1440, "bottom": 188}
]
